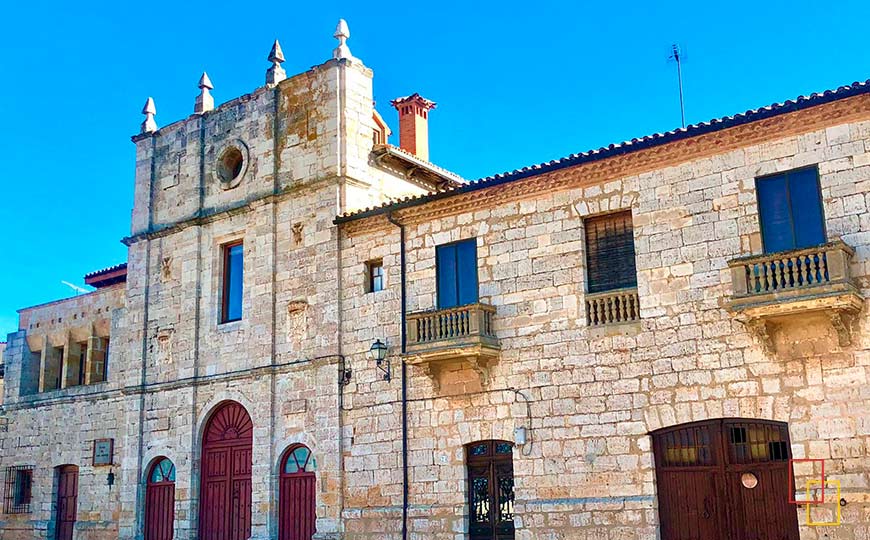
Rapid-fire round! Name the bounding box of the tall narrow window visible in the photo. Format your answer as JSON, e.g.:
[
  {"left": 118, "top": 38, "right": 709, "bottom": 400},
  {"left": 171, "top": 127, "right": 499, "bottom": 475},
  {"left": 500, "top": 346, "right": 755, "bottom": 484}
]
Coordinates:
[
  {"left": 756, "top": 167, "right": 826, "bottom": 254},
  {"left": 221, "top": 242, "right": 243, "bottom": 323},
  {"left": 585, "top": 211, "right": 637, "bottom": 293},
  {"left": 436, "top": 239, "right": 478, "bottom": 309},
  {"left": 366, "top": 259, "right": 384, "bottom": 293}
]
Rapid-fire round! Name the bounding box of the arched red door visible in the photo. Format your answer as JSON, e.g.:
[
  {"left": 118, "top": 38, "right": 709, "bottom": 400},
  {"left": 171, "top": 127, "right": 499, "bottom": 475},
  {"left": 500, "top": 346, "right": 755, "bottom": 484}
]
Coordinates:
[
  {"left": 199, "top": 401, "right": 253, "bottom": 540},
  {"left": 55, "top": 465, "right": 78, "bottom": 540},
  {"left": 145, "top": 457, "right": 176, "bottom": 540},
  {"left": 279, "top": 444, "right": 316, "bottom": 540}
]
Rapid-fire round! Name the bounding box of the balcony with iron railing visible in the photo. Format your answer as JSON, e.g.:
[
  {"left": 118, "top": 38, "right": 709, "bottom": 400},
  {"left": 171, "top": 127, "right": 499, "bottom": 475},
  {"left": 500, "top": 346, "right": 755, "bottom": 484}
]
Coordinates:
[
  {"left": 405, "top": 303, "right": 500, "bottom": 390},
  {"left": 726, "top": 240, "right": 863, "bottom": 350}
]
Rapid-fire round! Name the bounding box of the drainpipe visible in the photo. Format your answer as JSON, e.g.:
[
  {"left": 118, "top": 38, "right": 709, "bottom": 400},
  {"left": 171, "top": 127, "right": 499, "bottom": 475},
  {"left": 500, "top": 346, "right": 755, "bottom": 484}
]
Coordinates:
[{"left": 386, "top": 212, "right": 408, "bottom": 540}]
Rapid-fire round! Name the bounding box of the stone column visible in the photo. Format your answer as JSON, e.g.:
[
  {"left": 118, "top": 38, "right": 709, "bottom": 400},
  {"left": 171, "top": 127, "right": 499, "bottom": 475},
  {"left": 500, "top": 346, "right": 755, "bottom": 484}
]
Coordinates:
[
  {"left": 61, "top": 333, "right": 81, "bottom": 388},
  {"left": 85, "top": 333, "right": 107, "bottom": 384}
]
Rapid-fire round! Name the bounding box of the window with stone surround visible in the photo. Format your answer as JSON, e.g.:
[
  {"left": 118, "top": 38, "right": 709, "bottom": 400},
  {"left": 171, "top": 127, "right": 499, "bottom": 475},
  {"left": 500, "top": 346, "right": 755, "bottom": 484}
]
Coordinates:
[
  {"left": 365, "top": 259, "right": 384, "bottom": 293},
  {"left": 584, "top": 211, "right": 637, "bottom": 293},
  {"left": 756, "top": 166, "right": 826, "bottom": 254},
  {"left": 436, "top": 238, "right": 478, "bottom": 309},
  {"left": 3, "top": 466, "right": 33, "bottom": 514},
  {"left": 221, "top": 241, "right": 244, "bottom": 323}
]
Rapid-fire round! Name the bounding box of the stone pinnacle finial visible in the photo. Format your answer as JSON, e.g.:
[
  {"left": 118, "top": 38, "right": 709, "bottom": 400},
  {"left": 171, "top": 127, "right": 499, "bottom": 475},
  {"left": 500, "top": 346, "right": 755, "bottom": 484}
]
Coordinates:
[
  {"left": 140, "top": 97, "right": 157, "bottom": 134},
  {"left": 195, "top": 72, "right": 214, "bottom": 114},
  {"left": 333, "top": 19, "right": 355, "bottom": 61},
  {"left": 266, "top": 39, "right": 286, "bottom": 86}
]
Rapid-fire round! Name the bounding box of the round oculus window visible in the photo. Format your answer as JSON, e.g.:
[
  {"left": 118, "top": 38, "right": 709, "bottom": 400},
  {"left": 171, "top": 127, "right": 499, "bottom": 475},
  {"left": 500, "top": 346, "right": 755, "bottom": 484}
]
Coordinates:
[{"left": 217, "top": 146, "right": 244, "bottom": 183}]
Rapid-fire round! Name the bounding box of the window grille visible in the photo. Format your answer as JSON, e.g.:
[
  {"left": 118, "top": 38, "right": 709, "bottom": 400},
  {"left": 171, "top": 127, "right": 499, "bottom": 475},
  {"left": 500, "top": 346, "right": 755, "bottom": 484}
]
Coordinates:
[{"left": 3, "top": 466, "right": 33, "bottom": 514}]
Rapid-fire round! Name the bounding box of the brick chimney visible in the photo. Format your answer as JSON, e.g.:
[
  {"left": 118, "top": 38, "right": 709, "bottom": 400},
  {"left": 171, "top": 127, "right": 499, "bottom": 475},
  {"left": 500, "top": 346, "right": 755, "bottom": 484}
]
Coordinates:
[{"left": 390, "top": 93, "right": 436, "bottom": 161}]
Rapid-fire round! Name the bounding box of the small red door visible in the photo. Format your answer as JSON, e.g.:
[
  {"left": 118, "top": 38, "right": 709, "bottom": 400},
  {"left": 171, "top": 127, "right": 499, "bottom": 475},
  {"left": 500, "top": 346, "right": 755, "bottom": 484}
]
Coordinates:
[
  {"left": 279, "top": 445, "right": 316, "bottom": 540},
  {"left": 145, "top": 458, "right": 176, "bottom": 540},
  {"left": 55, "top": 465, "right": 78, "bottom": 540},
  {"left": 199, "top": 401, "right": 253, "bottom": 540}
]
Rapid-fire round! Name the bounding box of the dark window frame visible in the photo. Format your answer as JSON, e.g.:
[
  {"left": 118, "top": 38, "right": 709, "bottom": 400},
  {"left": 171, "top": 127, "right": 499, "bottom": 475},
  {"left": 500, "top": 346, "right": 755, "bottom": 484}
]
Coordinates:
[
  {"left": 584, "top": 210, "right": 638, "bottom": 294},
  {"left": 366, "top": 259, "right": 384, "bottom": 293},
  {"left": 221, "top": 241, "right": 244, "bottom": 324},
  {"left": 3, "top": 466, "right": 33, "bottom": 514},
  {"left": 436, "top": 238, "right": 479, "bottom": 309},
  {"left": 755, "top": 166, "right": 827, "bottom": 254}
]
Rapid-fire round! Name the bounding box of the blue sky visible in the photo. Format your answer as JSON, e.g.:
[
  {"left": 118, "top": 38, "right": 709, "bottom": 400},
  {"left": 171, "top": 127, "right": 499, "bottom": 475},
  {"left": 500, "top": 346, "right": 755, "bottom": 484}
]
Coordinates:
[{"left": 1, "top": 0, "right": 868, "bottom": 338}]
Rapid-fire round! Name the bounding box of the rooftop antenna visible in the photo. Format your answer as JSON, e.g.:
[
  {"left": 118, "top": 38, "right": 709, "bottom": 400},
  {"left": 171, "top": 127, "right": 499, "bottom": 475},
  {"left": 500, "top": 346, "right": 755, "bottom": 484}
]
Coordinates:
[
  {"left": 62, "top": 281, "right": 89, "bottom": 295},
  {"left": 668, "top": 43, "right": 687, "bottom": 128}
]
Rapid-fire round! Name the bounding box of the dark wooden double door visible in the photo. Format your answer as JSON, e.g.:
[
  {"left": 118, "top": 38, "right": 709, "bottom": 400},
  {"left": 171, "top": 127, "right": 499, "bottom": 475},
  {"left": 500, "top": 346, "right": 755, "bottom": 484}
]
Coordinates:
[
  {"left": 652, "top": 419, "right": 800, "bottom": 540},
  {"left": 199, "top": 402, "right": 253, "bottom": 540},
  {"left": 467, "top": 440, "right": 515, "bottom": 540},
  {"left": 55, "top": 466, "right": 78, "bottom": 540}
]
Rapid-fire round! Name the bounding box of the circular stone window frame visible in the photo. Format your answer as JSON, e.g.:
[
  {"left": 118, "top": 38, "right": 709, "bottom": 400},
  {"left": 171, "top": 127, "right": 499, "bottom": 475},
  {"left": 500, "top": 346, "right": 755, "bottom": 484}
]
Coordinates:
[{"left": 214, "top": 140, "right": 250, "bottom": 190}]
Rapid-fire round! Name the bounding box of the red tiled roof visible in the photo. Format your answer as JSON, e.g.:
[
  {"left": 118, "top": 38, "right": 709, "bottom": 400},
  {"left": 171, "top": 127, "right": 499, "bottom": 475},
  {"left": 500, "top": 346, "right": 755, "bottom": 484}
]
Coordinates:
[
  {"left": 84, "top": 263, "right": 128, "bottom": 288},
  {"left": 336, "top": 79, "right": 870, "bottom": 223}
]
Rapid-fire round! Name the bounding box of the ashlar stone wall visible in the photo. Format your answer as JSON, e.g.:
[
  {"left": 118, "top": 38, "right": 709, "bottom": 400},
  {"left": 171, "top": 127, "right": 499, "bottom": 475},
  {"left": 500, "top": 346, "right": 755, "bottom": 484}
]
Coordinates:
[{"left": 338, "top": 114, "right": 870, "bottom": 539}]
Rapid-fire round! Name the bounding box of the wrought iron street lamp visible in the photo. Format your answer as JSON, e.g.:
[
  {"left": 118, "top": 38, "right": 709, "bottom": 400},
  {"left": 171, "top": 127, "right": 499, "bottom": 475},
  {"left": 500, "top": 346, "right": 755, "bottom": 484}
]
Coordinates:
[{"left": 368, "top": 339, "right": 390, "bottom": 381}]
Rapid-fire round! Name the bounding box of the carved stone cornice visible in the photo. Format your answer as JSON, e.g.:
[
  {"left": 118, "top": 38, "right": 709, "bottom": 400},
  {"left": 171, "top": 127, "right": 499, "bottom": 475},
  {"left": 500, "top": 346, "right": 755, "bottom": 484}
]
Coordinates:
[{"left": 339, "top": 93, "right": 870, "bottom": 233}]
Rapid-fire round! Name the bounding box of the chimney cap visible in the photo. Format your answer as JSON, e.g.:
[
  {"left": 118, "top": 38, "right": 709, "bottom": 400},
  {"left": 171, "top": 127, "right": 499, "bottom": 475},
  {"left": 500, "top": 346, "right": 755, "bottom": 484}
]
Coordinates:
[{"left": 390, "top": 93, "right": 436, "bottom": 110}]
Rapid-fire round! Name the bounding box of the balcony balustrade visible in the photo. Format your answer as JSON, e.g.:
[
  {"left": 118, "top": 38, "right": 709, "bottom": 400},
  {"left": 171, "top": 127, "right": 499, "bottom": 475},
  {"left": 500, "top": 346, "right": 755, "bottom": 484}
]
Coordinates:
[
  {"left": 726, "top": 240, "right": 863, "bottom": 351},
  {"left": 405, "top": 303, "right": 500, "bottom": 390},
  {"left": 586, "top": 287, "right": 640, "bottom": 326}
]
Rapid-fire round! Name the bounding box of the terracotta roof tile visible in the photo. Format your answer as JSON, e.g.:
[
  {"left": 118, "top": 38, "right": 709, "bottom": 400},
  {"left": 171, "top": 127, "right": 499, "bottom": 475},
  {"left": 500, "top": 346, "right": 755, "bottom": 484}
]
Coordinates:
[{"left": 336, "top": 79, "right": 870, "bottom": 223}]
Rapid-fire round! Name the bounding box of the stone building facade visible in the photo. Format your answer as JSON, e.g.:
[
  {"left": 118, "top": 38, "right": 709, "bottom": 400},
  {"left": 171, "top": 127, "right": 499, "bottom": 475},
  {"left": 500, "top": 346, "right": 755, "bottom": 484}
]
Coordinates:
[{"left": 2, "top": 20, "right": 869, "bottom": 540}]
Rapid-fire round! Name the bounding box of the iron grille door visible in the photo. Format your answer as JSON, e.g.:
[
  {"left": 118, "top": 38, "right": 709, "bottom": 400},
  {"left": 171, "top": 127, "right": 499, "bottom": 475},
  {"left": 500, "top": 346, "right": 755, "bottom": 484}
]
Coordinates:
[{"left": 467, "top": 440, "right": 515, "bottom": 540}]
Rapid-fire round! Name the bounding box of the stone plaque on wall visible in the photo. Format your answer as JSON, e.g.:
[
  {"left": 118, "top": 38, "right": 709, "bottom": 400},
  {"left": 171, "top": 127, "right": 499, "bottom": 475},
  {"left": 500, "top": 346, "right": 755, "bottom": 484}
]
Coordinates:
[{"left": 93, "top": 438, "right": 114, "bottom": 466}]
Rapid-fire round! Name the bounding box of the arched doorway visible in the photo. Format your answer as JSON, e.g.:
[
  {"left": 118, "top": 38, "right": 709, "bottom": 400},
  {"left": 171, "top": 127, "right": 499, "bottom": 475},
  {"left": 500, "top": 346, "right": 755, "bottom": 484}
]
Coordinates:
[
  {"left": 466, "top": 440, "right": 515, "bottom": 540},
  {"left": 199, "top": 401, "right": 253, "bottom": 540},
  {"left": 651, "top": 418, "right": 799, "bottom": 540},
  {"left": 278, "top": 444, "right": 316, "bottom": 540},
  {"left": 55, "top": 465, "right": 78, "bottom": 540},
  {"left": 145, "top": 457, "right": 176, "bottom": 540}
]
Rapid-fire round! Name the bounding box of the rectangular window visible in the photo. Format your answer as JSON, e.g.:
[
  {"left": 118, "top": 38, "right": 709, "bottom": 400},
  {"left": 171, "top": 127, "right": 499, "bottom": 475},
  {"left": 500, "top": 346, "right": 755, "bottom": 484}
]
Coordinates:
[
  {"left": 366, "top": 259, "right": 384, "bottom": 293},
  {"left": 221, "top": 242, "right": 244, "bottom": 323},
  {"left": 585, "top": 211, "right": 638, "bottom": 293},
  {"left": 756, "top": 167, "right": 826, "bottom": 254},
  {"left": 3, "top": 466, "right": 33, "bottom": 514},
  {"left": 436, "top": 239, "right": 478, "bottom": 308}
]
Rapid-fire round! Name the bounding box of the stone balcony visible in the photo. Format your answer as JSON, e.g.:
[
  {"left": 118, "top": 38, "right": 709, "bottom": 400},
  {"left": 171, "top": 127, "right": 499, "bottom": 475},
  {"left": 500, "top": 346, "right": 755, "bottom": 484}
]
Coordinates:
[
  {"left": 405, "top": 303, "right": 499, "bottom": 390},
  {"left": 726, "top": 240, "right": 864, "bottom": 352}
]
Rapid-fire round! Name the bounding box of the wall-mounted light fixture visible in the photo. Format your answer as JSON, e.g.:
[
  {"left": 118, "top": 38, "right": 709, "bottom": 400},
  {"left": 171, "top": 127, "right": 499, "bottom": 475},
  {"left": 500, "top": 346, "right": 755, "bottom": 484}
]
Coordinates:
[
  {"left": 107, "top": 469, "right": 115, "bottom": 489},
  {"left": 339, "top": 356, "right": 352, "bottom": 386},
  {"left": 514, "top": 426, "right": 527, "bottom": 446},
  {"left": 368, "top": 339, "right": 390, "bottom": 381}
]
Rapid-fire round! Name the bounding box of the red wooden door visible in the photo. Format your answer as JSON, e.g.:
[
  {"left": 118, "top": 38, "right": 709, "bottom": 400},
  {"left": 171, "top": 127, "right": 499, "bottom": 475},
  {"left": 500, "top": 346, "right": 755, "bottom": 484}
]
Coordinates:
[
  {"left": 279, "top": 445, "right": 316, "bottom": 540},
  {"left": 199, "top": 402, "right": 253, "bottom": 540},
  {"left": 652, "top": 419, "right": 799, "bottom": 540},
  {"left": 55, "top": 465, "right": 78, "bottom": 540},
  {"left": 146, "top": 458, "right": 176, "bottom": 540}
]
